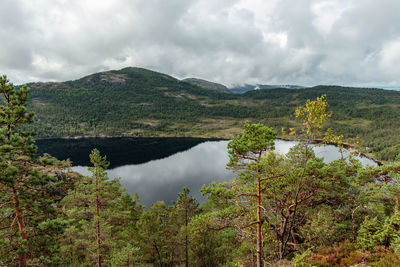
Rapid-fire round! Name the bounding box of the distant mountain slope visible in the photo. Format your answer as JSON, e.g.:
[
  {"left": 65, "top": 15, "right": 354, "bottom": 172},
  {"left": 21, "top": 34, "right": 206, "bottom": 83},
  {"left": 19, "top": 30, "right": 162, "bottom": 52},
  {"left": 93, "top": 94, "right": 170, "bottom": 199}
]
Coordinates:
[
  {"left": 23, "top": 67, "right": 400, "bottom": 161},
  {"left": 27, "top": 67, "right": 237, "bottom": 138},
  {"left": 182, "top": 78, "right": 230, "bottom": 93}
]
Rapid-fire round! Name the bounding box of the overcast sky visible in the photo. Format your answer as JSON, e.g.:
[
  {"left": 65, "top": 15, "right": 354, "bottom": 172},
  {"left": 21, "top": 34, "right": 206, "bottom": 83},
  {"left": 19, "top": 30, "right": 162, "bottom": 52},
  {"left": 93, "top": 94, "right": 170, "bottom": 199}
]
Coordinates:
[{"left": 1, "top": 0, "right": 400, "bottom": 87}]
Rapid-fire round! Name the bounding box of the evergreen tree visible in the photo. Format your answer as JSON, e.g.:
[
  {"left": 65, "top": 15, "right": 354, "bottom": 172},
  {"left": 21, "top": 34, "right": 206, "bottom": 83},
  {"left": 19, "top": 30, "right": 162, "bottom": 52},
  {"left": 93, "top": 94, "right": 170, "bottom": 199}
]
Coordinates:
[
  {"left": 202, "top": 121, "right": 277, "bottom": 267},
  {"left": 136, "top": 201, "right": 170, "bottom": 265},
  {"left": 0, "top": 76, "right": 66, "bottom": 266},
  {"left": 174, "top": 187, "right": 199, "bottom": 267},
  {"left": 60, "top": 149, "right": 139, "bottom": 266},
  {"left": 201, "top": 96, "right": 342, "bottom": 263}
]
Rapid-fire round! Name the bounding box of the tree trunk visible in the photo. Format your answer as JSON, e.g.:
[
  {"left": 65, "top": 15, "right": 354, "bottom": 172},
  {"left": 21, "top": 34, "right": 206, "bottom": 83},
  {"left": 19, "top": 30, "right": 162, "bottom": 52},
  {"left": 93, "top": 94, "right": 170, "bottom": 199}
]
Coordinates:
[
  {"left": 7, "top": 94, "right": 27, "bottom": 267},
  {"left": 126, "top": 253, "right": 130, "bottom": 267},
  {"left": 12, "top": 188, "right": 27, "bottom": 267},
  {"left": 96, "top": 179, "right": 102, "bottom": 267},
  {"left": 154, "top": 241, "right": 163, "bottom": 267},
  {"left": 279, "top": 215, "right": 288, "bottom": 260},
  {"left": 256, "top": 176, "right": 263, "bottom": 267},
  {"left": 185, "top": 208, "right": 189, "bottom": 267}
]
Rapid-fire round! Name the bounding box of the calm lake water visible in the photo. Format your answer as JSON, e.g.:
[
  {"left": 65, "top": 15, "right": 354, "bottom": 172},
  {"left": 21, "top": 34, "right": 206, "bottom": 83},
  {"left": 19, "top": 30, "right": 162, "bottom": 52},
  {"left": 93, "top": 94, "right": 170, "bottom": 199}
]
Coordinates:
[{"left": 36, "top": 138, "right": 377, "bottom": 207}]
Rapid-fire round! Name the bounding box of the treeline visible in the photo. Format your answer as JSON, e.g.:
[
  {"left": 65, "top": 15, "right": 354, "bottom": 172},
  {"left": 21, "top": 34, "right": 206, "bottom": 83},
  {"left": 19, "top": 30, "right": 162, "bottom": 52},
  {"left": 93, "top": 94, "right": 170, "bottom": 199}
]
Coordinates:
[{"left": 2, "top": 76, "right": 400, "bottom": 266}]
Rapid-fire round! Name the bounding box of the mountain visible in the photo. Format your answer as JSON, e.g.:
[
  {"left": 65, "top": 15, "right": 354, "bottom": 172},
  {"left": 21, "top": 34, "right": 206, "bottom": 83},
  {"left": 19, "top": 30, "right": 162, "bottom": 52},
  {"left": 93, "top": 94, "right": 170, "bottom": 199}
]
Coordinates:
[
  {"left": 27, "top": 67, "right": 237, "bottom": 138},
  {"left": 230, "top": 84, "right": 304, "bottom": 94},
  {"left": 23, "top": 67, "right": 400, "bottom": 161},
  {"left": 182, "top": 78, "right": 230, "bottom": 93}
]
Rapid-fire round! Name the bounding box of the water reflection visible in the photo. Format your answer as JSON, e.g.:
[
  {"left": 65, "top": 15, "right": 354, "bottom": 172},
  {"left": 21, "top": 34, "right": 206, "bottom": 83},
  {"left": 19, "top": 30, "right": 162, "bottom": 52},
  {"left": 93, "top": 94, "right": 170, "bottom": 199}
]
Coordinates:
[
  {"left": 70, "top": 139, "right": 377, "bottom": 207},
  {"left": 74, "top": 141, "right": 232, "bottom": 206},
  {"left": 274, "top": 140, "right": 377, "bottom": 166},
  {"left": 36, "top": 137, "right": 211, "bottom": 168}
]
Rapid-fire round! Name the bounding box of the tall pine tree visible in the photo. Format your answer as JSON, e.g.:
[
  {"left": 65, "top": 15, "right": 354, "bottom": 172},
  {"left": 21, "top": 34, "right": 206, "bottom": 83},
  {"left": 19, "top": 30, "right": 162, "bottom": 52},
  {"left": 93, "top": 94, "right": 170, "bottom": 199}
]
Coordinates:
[
  {"left": 0, "top": 76, "right": 66, "bottom": 266},
  {"left": 61, "top": 149, "right": 140, "bottom": 266}
]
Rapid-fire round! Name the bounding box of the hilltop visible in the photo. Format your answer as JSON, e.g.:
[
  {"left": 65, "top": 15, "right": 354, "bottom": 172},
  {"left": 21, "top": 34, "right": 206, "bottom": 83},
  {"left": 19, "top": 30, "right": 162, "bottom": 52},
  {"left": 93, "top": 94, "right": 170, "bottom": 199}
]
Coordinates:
[{"left": 25, "top": 67, "right": 400, "bottom": 161}]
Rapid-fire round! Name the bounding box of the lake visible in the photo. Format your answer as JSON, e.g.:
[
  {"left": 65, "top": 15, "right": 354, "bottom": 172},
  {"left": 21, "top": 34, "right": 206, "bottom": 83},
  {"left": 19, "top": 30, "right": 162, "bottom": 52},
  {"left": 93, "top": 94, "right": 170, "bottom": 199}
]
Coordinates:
[{"left": 36, "top": 138, "right": 377, "bottom": 207}]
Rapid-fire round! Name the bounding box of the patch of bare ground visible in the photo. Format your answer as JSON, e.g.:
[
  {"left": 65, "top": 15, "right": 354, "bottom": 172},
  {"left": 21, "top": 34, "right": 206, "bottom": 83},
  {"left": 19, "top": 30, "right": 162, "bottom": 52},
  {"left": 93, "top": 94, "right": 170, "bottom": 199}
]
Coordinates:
[
  {"left": 199, "top": 99, "right": 262, "bottom": 107},
  {"left": 163, "top": 91, "right": 197, "bottom": 99},
  {"left": 335, "top": 119, "right": 372, "bottom": 128},
  {"left": 29, "top": 82, "right": 72, "bottom": 91},
  {"left": 31, "top": 98, "right": 47, "bottom": 106},
  {"left": 356, "top": 104, "right": 400, "bottom": 109},
  {"left": 189, "top": 118, "right": 246, "bottom": 138},
  {"left": 99, "top": 73, "right": 129, "bottom": 85}
]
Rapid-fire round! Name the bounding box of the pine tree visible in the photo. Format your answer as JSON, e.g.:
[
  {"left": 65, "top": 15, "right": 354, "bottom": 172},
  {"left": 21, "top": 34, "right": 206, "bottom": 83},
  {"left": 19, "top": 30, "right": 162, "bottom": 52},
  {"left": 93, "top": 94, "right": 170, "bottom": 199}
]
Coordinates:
[
  {"left": 107, "top": 193, "right": 143, "bottom": 266},
  {"left": 202, "top": 121, "right": 277, "bottom": 267},
  {"left": 60, "top": 149, "right": 136, "bottom": 266},
  {"left": 0, "top": 76, "right": 66, "bottom": 266},
  {"left": 175, "top": 187, "right": 199, "bottom": 267},
  {"left": 201, "top": 96, "right": 338, "bottom": 263},
  {"left": 136, "top": 201, "right": 170, "bottom": 265}
]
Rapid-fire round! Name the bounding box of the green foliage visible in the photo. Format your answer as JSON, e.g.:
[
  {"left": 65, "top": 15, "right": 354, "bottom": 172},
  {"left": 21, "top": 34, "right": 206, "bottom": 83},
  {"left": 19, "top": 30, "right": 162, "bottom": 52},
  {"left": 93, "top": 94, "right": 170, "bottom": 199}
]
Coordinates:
[
  {"left": 294, "top": 94, "right": 331, "bottom": 139},
  {"left": 202, "top": 121, "right": 279, "bottom": 265},
  {"left": 292, "top": 247, "right": 313, "bottom": 267},
  {"left": 4, "top": 78, "right": 400, "bottom": 266},
  {"left": 370, "top": 251, "right": 400, "bottom": 267},
  {"left": 227, "top": 121, "right": 276, "bottom": 166},
  {"left": 0, "top": 75, "right": 68, "bottom": 265},
  {"left": 60, "top": 149, "right": 140, "bottom": 266},
  {"left": 133, "top": 187, "right": 202, "bottom": 266},
  {"left": 356, "top": 216, "right": 382, "bottom": 251},
  {"left": 189, "top": 204, "right": 240, "bottom": 266},
  {"left": 357, "top": 209, "right": 400, "bottom": 252}
]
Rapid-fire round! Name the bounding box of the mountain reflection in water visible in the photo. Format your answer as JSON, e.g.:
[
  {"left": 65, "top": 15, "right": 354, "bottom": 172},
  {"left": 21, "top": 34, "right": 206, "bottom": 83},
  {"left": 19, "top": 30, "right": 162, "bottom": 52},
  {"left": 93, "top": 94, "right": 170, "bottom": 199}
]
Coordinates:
[{"left": 37, "top": 138, "right": 377, "bottom": 207}]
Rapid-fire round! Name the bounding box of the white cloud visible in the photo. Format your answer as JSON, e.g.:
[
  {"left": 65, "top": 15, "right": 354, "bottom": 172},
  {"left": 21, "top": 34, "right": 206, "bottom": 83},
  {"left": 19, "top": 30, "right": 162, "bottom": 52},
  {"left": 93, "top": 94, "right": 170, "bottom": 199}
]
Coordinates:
[
  {"left": 379, "top": 38, "right": 400, "bottom": 78},
  {"left": 311, "top": 0, "right": 350, "bottom": 35},
  {"left": 0, "top": 0, "right": 399, "bottom": 87}
]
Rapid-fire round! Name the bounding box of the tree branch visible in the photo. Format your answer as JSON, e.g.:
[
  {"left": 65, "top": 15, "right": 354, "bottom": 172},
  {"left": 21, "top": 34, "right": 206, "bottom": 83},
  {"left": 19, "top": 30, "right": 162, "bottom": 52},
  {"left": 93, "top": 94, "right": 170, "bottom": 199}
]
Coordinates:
[
  {"left": 238, "top": 192, "right": 257, "bottom": 197},
  {"left": 288, "top": 190, "right": 316, "bottom": 212},
  {"left": 260, "top": 174, "right": 284, "bottom": 182}
]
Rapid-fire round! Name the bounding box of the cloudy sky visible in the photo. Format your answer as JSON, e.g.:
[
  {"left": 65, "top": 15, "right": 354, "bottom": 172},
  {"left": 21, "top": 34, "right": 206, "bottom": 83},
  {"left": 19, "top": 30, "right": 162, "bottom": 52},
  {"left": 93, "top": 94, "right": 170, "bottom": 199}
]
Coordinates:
[{"left": 1, "top": 0, "right": 400, "bottom": 87}]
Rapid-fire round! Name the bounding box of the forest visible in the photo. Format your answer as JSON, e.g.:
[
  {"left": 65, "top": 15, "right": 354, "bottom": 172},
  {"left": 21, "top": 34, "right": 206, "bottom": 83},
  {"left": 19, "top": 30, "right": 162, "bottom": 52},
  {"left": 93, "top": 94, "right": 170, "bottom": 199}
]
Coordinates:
[
  {"left": 2, "top": 75, "right": 400, "bottom": 266},
  {"left": 25, "top": 67, "right": 400, "bottom": 162}
]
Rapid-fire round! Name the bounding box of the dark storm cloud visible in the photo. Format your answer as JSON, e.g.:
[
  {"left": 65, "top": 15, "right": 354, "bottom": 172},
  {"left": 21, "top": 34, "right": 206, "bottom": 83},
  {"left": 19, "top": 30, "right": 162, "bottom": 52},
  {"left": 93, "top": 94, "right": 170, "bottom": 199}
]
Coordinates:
[{"left": 0, "top": 0, "right": 399, "bottom": 86}]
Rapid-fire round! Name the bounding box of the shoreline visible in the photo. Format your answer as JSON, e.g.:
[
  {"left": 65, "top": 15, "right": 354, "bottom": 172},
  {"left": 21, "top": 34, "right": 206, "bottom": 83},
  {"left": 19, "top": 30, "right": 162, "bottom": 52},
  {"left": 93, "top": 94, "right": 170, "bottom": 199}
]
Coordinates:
[
  {"left": 35, "top": 135, "right": 384, "bottom": 166},
  {"left": 34, "top": 135, "right": 230, "bottom": 141}
]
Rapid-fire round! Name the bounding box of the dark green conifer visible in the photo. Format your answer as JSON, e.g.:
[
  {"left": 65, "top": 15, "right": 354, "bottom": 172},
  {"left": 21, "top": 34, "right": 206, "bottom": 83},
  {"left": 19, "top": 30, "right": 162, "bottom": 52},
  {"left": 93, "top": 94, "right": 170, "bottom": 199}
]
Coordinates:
[{"left": 0, "top": 76, "right": 66, "bottom": 266}]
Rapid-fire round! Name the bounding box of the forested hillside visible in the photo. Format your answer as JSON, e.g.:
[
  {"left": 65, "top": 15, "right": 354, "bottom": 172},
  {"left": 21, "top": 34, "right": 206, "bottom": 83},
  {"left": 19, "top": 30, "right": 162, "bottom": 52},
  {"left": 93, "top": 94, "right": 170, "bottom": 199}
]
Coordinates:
[
  {"left": 26, "top": 67, "right": 400, "bottom": 161},
  {"left": 2, "top": 79, "right": 400, "bottom": 266}
]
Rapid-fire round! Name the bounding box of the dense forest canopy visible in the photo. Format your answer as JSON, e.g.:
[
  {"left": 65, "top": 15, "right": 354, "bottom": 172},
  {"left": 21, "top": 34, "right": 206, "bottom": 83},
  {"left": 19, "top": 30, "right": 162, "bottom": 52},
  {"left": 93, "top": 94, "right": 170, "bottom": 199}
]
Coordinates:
[
  {"left": 23, "top": 67, "right": 400, "bottom": 162},
  {"left": 2, "top": 75, "right": 400, "bottom": 266}
]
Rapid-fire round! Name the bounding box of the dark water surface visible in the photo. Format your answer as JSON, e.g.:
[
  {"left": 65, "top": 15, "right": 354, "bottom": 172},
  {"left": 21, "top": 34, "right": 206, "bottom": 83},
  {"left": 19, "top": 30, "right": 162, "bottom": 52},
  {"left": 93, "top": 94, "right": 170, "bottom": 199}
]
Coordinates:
[
  {"left": 36, "top": 137, "right": 216, "bottom": 168},
  {"left": 36, "top": 138, "right": 377, "bottom": 207}
]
